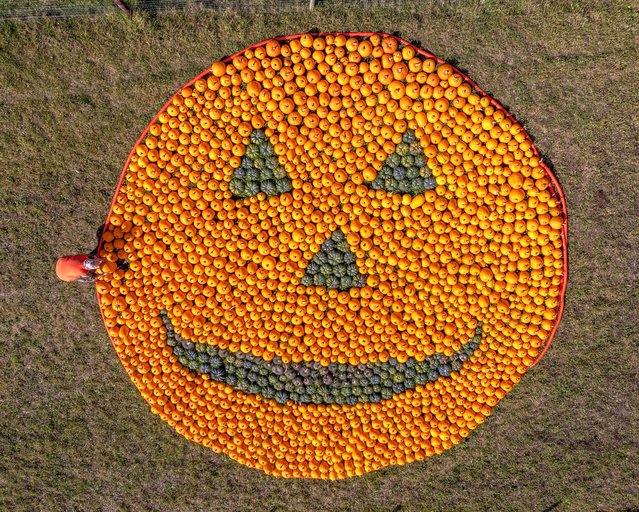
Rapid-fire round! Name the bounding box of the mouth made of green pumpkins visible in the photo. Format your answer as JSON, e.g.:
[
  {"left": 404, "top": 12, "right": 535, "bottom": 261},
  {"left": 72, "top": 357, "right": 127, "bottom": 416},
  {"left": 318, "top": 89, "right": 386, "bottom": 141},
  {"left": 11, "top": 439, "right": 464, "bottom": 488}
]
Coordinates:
[{"left": 161, "top": 311, "right": 481, "bottom": 406}]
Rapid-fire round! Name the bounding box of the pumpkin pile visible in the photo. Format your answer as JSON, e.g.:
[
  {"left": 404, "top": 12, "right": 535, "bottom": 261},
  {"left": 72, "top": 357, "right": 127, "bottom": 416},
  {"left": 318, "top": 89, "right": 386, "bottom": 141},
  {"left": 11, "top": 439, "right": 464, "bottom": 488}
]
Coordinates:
[{"left": 96, "top": 33, "right": 567, "bottom": 479}]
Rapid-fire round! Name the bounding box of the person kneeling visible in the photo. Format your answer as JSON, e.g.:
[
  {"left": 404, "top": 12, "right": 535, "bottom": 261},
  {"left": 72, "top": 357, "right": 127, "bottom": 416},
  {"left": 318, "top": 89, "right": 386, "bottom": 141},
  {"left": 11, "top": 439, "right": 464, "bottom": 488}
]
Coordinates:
[{"left": 56, "top": 254, "right": 105, "bottom": 283}]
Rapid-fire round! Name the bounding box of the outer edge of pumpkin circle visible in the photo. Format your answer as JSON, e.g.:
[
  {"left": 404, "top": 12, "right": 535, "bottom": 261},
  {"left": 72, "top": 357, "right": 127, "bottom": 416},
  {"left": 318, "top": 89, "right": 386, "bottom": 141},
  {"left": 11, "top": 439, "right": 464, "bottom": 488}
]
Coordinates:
[
  {"left": 97, "top": 32, "right": 568, "bottom": 369},
  {"left": 95, "top": 34, "right": 569, "bottom": 477}
]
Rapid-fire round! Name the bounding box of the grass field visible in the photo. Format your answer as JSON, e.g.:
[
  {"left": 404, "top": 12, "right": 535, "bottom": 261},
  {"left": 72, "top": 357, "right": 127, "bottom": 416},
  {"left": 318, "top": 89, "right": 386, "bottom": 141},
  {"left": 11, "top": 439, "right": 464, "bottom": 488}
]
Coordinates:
[{"left": 1, "top": 1, "right": 638, "bottom": 510}]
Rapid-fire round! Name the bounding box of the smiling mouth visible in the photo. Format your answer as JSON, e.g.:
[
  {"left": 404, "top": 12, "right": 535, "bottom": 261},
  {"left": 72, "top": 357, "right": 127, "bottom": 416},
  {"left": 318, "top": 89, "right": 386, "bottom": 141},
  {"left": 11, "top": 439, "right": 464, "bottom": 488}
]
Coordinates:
[{"left": 161, "top": 311, "right": 481, "bottom": 406}]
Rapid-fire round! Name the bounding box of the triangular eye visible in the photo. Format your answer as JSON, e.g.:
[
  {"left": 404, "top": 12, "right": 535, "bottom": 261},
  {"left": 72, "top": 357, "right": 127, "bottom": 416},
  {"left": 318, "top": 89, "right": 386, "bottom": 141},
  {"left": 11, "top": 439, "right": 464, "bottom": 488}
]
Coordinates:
[
  {"left": 229, "top": 129, "right": 292, "bottom": 198},
  {"left": 301, "top": 231, "right": 367, "bottom": 291},
  {"left": 367, "top": 129, "right": 436, "bottom": 195}
]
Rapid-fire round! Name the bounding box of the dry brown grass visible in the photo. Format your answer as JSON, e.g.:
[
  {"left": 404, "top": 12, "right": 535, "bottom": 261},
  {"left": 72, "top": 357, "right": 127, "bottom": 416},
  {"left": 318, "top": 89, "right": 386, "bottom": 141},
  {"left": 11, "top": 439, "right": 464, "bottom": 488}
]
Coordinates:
[{"left": 1, "top": 1, "right": 638, "bottom": 510}]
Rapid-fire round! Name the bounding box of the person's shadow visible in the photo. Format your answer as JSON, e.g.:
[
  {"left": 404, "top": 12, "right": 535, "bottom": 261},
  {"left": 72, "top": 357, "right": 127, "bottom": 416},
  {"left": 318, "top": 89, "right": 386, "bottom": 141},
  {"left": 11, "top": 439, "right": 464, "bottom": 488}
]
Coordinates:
[{"left": 89, "top": 224, "right": 105, "bottom": 258}]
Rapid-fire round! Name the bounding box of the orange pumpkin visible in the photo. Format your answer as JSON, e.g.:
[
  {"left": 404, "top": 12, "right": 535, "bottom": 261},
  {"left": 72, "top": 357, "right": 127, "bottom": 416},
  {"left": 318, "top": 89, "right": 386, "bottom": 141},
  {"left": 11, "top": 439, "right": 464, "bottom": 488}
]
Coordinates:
[{"left": 97, "top": 33, "right": 567, "bottom": 480}]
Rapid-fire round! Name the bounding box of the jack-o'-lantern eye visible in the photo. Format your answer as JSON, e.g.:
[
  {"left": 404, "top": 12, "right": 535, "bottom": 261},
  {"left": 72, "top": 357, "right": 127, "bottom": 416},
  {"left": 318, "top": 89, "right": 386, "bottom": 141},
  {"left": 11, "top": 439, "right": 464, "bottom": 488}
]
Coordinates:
[
  {"left": 229, "top": 129, "right": 292, "bottom": 199},
  {"left": 366, "top": 129, "right": 436, "bottom": 196}
]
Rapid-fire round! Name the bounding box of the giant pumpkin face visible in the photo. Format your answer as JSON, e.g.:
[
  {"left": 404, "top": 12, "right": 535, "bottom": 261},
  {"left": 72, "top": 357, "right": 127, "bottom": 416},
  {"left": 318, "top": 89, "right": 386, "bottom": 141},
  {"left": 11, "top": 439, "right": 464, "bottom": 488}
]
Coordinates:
[{"left": 97, "top": 33, "right": 567, "bottom": 479}]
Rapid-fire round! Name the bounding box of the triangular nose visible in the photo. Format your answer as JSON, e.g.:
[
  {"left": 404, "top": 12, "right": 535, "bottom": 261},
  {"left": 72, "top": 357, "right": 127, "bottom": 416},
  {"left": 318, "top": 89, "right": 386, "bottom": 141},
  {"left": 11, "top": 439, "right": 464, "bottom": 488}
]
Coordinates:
[{"left": 300, "top": 231, "right": 367, "bottom": 291}]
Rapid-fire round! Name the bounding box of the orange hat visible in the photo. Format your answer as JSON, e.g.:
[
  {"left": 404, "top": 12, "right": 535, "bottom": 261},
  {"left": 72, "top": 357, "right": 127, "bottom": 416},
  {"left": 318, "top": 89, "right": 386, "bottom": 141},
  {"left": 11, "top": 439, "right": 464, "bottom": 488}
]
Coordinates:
[{"left": 56, "top": 254, "right": 90, "bottom": 282}]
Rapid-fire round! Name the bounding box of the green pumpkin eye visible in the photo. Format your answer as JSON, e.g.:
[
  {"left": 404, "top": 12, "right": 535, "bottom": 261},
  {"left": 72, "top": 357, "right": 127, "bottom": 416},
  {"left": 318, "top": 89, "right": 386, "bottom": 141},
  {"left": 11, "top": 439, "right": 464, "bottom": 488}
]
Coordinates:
[
  {"left": 229, "top": 129, "right": 292, "bottom": 199},
  {"left": 366, "top": 129, "right": 436, "bottom": 195}
]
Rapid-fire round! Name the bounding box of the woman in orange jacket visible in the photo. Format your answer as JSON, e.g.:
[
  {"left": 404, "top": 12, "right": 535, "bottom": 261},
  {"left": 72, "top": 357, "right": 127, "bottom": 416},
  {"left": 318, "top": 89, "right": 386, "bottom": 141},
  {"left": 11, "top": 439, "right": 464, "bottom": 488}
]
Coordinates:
[{"left": 55, "top": 254, "right": 106, "bottom": 283}]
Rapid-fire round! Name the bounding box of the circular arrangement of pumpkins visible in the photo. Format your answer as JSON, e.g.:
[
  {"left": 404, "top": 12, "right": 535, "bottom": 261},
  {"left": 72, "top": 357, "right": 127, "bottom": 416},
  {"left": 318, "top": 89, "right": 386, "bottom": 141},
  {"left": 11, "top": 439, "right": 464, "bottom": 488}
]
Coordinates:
[{"left": 96, "top": 33, "right": 567, "bottom": 479}]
